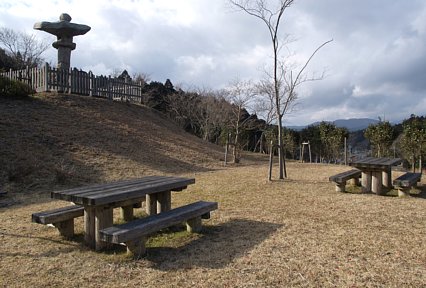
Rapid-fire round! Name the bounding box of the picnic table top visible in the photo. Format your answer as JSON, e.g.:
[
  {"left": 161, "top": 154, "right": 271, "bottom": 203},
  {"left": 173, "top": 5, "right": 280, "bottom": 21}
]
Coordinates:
[
  {"left": 51, "top": 176, "right": 195, "bottom": 206},
  {"left": 350, "top": 157, "right": 402, "bottom": 170}
]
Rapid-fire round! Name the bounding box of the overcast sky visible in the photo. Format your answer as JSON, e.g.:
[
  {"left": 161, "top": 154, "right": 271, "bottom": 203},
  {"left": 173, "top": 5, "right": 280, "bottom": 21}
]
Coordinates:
[{"left": 1, "top": 0, "right": 425, "bottom": 126}]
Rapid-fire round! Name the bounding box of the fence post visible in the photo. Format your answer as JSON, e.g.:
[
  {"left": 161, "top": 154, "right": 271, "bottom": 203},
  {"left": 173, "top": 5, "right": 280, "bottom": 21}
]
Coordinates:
[
  {"left": 89, "top": 71, "right": 93, "bottom": 97},
  {"left": 44, "top": 63, "right": 49, "bottom": 92},
  {"left": 107, "top": 76, "right": 112, "bottom": 100}
]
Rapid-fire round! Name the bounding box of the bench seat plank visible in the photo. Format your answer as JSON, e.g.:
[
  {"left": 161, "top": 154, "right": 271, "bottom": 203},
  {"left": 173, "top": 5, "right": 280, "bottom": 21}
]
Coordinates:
[
  {"left": 32, "top": 205, "right": 84, "bottom": 237},
  {"left": 100, "top": 201, "right": 218, "bottom": 244},
  {"left": 393, "top": 172, "right": 421, "bottom": 188},
  {"left": 329, "top": 169, "right": 361, "bottom": 192},
  {"left": 329, "top": 169, "right": 361, "bottom": 183},
  {"left": 32, "top": 205, "right": 84, "bottom": 224},
  {"left": 393, "top": 172, "right": 422, "bottom": 197}
]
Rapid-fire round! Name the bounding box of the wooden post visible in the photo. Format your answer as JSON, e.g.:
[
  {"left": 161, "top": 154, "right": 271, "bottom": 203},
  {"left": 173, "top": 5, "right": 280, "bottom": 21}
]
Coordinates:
[
  {"left": 308, "top": 142, "right": 312, "bottom": 163},
  {"left": 361, "top": 171, "right": 372, "bottom": 193},
  {"left": 44, "top": 63, "right": 49, "bottom": 92},
  {"left": 120, "top": 205, "right": 133, "bottom": 222},
  {"left": 84, "top": 207, "right": 96, "bottom": 249},
  {"left": 335, "top": 182, "right": 346, "bottom": 192},
  {"left": 126, "top": 237, "right": 147, "bottom": 258},
  {"left": 95, "top": 206, "right": 113, "bottom": 251},
  {"left": 371, "top": 171, "right": 383, "bottom": 195},
  {"left": 53, "top": 219, "right": 74, "bottom": 238},
  {"left": 156, "top": 191, "right": 171, "bottom": 213},
  {"left": 382, "top": 167, "right": 392, "bottom": 189},
  {"left": 146, "top": 194, "right": 157, "bottom": 215},
  {"left": 268, "top": 140, "right": 273, "bottom": 181},
  {"left": 186, "top": 217, "right": 202, "bottom": 233}
]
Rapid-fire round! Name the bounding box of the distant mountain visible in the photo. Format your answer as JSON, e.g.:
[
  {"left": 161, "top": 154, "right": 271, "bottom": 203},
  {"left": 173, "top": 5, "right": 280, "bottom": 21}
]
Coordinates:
[{"left": 287, "top": 118, "right": 380, "bottom": 132}]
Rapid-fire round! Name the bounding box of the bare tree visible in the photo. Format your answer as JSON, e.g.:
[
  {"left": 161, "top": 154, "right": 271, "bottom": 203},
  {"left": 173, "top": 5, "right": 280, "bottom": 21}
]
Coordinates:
[
  {"left": 230, "top": 0, "right": 332, "bottom": 179},
  {"left": 0, "top": 27, "right": 49, "bottom": 69},
  {"left": 225, "top": 78, "right": 257, "bottom": 163}
]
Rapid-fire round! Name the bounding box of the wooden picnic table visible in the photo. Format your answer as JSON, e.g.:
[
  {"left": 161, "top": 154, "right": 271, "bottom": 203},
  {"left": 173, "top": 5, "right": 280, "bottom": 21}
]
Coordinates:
[
  {"left": 51, "top": 176, "right": 195, "bottom": 250},
  {"left": 350, "top": 157, "right": 402, "bottom": 195}
]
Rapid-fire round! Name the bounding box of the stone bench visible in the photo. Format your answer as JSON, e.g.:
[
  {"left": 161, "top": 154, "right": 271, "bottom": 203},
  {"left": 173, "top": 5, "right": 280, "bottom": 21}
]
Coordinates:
[
  {"left": 329, "top": 169, "right": 362, "bottom": 192},
  {"left": 32, "top": 205, "right": 84, "bottom": 237},
  {"left": 99, "top": 201, "right": 218, "bottom": 258},
  {"left": 393, "top": 172, "right": 422, "bottom": 197}
]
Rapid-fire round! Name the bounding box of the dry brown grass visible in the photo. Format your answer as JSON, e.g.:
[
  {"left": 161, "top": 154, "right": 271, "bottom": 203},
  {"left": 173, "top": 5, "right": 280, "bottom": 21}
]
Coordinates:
[
  {"left": 1, "top": 94, "right": 426, "bottom": 287},
  {"left": 0, "top": 93, "right": 224, "bottom": 197},
  {"left": 1, "top": 162, "right": 425, "bottom": 287}
]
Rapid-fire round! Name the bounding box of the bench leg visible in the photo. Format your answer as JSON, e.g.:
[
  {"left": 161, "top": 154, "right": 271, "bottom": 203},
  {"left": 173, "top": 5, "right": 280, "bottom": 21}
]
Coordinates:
[
  {"left": 146, "top": 194, "right": 158, "bottom": 215},
  {"left": 53, "top": 219, "right": 74, "bottom": 238},
  {"left": 335, "top": 181, "right": 346, "bottom": 192},
  {"left": 126, "top": 237, "right": 147, "bottom": 259},
  {"left": 398, "top": 188, "right": 410, "bottom": 197},
  {"left": 201, "top": 212, "right": 211, "bottom": 220},
  {"left": 120, "top": 205, "right": 134, "bottom": 222},
  {"left": 186, "top": 216, "right": 202, "bottom": 233}
]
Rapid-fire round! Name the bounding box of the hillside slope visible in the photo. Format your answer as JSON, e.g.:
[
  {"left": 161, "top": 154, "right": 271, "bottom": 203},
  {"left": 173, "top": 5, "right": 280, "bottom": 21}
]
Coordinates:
[{"left": 0, "top": 93, "right": 224, "bottom": 194}]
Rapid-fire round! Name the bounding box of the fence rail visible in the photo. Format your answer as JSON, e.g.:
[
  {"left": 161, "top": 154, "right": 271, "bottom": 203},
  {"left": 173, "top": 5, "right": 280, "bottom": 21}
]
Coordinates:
[{"left": 0, "top": 64, "right": 144, "bottom": 103}]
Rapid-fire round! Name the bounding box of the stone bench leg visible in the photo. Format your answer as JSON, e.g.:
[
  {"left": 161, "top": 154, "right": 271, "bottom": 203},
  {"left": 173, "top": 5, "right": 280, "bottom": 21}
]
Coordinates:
[
  {"left": 186, "top": 216, "right": 202, "bottom": 233},
  {"left": 126, "top": 237, "right": 147, "bottom": 259},
  {"left": 398, "top": 188, "right": 410, "bottom": 197},
  {"left": 53, "top": 219, "right": 75, "bottom": 238},
  {"left": 335, "top": 181, "right": 346, "bottom": 192}
]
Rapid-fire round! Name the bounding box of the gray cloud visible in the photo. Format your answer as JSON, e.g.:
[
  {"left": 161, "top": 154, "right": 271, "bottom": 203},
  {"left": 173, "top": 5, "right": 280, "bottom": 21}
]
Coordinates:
[{"left": 1, "top": 0, "right": 425, "bottom": 125}]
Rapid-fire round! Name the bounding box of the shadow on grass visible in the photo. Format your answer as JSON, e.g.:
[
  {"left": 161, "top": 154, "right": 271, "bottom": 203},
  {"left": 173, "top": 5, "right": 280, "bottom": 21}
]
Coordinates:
[
  {"left": 0, "top": 218, "right": 282, "bottom": 267},
  {"left": 142, "top": 219, "right": 283, "bottom": 270},
  {"left": 0, "top": 231, "right": 87, "bottom": 258},
  {"left": 409, "top": 184, "right": 426, "bottom": 199},
  {"left": 337, "top": 183, "right": 426, "bottom": 199}
]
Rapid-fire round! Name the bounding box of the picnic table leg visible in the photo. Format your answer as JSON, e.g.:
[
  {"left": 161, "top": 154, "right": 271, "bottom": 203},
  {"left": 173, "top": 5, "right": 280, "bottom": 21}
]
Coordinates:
[
  {"left": 157, "top": 190, "right": 171, "bottom": 213},
  {"left": 361, "top": 171, "right": 372, "bottom": 193},
  {"left": 120, "top": 205, "right": 133, "bottom": 222},
  {"left": 146, "top": 194, "right": 158, "bottom": 215},
  {"left": 84, "top": 207, "right": 96, "bottom": 249},
  {"left": 371, "top": 171, "right": 383, "bottom": 195},
  {"left": 95, "top": 206, "right": 113, "bottom": 251},
  {"left": 382, "top": 167, "right": 392, "bottom": 189}
]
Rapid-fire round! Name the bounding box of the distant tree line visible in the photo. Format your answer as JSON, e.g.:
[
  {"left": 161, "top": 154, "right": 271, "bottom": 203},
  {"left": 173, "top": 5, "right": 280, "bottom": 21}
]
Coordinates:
[
  {"left": 1, "top": 27, "right": 424, "bottom": 170},
  {"left": 138, "top": 79, "right": 425, "bottom": 169}
]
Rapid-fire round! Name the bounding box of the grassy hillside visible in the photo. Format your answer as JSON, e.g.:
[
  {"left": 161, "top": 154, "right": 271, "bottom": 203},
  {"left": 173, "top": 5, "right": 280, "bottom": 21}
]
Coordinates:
[{"left": 0, "top": 93, "right": 224, "bottom": 194}]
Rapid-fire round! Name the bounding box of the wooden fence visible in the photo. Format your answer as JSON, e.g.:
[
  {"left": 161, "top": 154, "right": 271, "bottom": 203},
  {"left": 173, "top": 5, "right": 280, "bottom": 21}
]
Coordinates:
[{"left": 0, "top": 63, "right": 144, "bottom": 103}]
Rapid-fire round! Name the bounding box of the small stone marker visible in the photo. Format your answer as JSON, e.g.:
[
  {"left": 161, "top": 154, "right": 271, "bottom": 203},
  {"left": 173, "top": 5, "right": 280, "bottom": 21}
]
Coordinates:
[{"left": 34, "top": 13, "right": 91, "bottom": 70}]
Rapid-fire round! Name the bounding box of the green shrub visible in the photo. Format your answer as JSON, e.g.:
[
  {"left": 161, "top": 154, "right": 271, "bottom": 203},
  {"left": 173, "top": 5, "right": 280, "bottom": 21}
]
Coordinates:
[{"left": 0, "top": 75, "right": 34, "bottom": 98}]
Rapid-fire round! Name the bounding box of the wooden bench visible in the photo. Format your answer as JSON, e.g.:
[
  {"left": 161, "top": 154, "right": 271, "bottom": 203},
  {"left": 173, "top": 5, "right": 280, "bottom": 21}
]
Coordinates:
[
  {"left": 329, "top": 169, "right": 361, "bottom": 192},
  {"left": 99, "top": 201, "right": 218, "bottom": 258},
  {"left": 32, "top": 205, "right": 84, "bottom": 237},
  {"left": 393, "top": 172, "right": 422, "bottom": 197}
]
